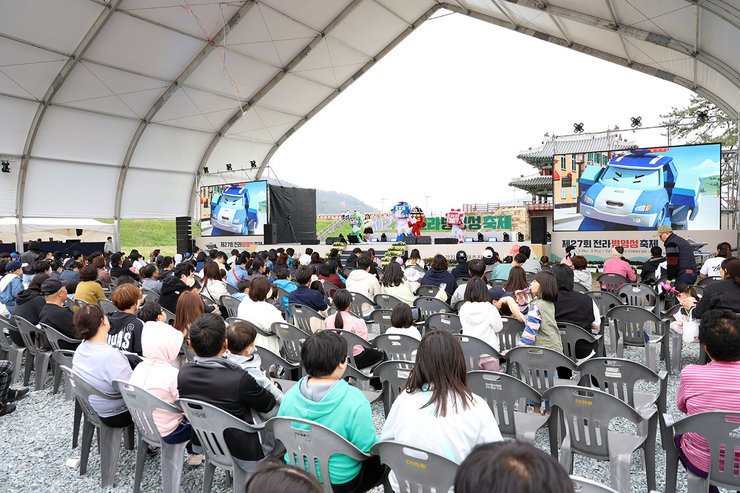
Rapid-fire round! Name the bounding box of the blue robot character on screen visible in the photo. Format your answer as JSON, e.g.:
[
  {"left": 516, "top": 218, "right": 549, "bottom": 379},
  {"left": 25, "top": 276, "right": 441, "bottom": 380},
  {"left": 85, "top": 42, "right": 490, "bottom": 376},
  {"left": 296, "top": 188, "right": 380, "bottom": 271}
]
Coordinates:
[
  {"left": 578, "top": 148, "right": 702, "bottom": 231},
  {"left": 391, "top": 201, "right": 411, "bottom": 241},
  {"left": 210, "top": 185, "right": 259, "bottom": 235}
]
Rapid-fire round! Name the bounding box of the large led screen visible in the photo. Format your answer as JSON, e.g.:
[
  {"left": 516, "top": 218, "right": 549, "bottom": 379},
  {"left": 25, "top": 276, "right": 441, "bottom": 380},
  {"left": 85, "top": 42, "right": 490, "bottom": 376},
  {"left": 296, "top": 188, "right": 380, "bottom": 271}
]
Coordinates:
[
  {"left": 553, "top": 143, "right": 721, "bottom": 231},
  {"left": 200, "top": 181, "right": 268, "bottom": 236}
]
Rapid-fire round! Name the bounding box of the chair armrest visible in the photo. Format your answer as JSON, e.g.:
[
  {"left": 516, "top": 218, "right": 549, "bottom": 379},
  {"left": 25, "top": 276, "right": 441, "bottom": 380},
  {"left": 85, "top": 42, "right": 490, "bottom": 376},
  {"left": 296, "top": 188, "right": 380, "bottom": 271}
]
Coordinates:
[
  {"left": 640, "top": 407, "right": 657, "bottom": 421},
  {"left": 658, "top": 370, "right": 668, "bottom": 381},
  {"left": 663, "top": 413, "right": 675, "bottom": 428}
]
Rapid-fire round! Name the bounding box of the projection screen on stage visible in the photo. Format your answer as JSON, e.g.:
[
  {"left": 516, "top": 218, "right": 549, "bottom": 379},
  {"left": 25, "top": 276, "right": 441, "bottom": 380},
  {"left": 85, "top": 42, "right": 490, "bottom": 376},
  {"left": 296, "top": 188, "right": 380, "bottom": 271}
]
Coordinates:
[{"left": 200, "top": 181, "right": 268, "bottom": 237}]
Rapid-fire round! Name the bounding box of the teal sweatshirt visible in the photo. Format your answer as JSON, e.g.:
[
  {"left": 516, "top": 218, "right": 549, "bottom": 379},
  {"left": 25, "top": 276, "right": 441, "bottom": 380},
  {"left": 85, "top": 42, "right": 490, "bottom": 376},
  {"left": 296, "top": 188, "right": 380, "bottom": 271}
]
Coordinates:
[{"left": 277, "top": 377, "right": 378, "bottom": 484}]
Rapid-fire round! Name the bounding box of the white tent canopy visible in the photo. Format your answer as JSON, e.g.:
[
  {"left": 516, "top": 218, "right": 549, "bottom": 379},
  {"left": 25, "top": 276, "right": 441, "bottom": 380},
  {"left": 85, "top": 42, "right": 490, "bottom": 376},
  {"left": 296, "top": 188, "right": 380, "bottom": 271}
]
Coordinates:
[
  {"left": 0, "top": 0, "right": 737, "bottom": 248},
  {"left": 0, "top": 218, "right": 113, "bottom": 244}
]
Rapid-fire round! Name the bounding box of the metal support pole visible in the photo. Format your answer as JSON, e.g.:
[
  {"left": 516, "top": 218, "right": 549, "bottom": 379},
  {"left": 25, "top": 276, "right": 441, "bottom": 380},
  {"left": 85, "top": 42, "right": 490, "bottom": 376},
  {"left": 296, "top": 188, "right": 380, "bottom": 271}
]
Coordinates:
[
  {"left": 114, "top": 218, "right": 121, "bottom": 253},
  {"left": 15, "top": 216, "right": 23, "bottom": 253}
]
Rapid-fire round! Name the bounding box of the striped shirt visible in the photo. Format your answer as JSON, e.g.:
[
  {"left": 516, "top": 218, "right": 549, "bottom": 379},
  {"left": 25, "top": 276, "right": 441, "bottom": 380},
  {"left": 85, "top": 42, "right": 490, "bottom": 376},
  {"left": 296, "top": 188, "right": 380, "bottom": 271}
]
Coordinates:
[
  {"left": 676, "top": 361, "right": 740, "bottom": 472},
  {"left": 516, "top": 298, "right": 540, "bottom": 347}
]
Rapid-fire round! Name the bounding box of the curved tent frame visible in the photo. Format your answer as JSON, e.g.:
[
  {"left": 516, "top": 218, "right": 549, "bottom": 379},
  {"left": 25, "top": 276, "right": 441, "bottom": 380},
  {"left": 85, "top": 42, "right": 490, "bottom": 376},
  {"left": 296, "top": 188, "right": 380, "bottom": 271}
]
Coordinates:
[{"left": 0, "top": 0, "right": 737, "bottom": 250}]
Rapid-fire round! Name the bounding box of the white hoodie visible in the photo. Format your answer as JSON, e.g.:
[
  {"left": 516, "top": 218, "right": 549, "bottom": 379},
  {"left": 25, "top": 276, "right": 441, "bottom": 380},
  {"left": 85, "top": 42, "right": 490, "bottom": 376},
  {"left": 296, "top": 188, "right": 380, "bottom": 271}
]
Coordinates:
[
  {"left": 458, "top": 301, "right": 503, "bottom": 352},
  {"left": 345, "top": 269, "right": 381, "bottom": 315}
]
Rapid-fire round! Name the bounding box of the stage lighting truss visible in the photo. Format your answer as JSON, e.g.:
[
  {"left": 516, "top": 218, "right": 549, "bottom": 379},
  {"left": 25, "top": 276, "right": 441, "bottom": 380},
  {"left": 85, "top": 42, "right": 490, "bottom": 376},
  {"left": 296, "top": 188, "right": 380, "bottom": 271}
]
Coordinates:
[
  {"left": 573, "top": 122, "right": 584, "bottom": 133},
  {"left": 630, "top": 116, "right": 642, "bottom": 128}
]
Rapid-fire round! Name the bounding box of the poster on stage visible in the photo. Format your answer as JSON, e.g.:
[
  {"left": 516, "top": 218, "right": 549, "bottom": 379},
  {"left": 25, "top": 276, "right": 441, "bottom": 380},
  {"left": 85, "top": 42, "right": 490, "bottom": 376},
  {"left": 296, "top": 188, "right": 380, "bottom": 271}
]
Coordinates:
[
  {"left": 200, "top": 181, "right": 268, "bottom": 237},
  {"left": 553, "top": 143, "right": 721, "bottom": 232}
]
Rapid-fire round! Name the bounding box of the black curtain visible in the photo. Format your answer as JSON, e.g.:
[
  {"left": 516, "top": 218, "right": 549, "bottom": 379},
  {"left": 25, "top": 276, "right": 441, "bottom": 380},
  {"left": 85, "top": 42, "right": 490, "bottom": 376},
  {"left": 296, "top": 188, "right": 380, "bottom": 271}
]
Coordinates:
[{"left": 269, "top": 186, "right": 316, "bottom": 243}]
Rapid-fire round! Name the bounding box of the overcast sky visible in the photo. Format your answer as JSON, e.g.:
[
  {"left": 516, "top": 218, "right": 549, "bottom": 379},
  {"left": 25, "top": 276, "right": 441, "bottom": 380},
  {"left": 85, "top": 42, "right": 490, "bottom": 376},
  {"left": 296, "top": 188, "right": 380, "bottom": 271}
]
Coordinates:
[{"left": 268, "top": 11, "right": 693, "bottom": 216}]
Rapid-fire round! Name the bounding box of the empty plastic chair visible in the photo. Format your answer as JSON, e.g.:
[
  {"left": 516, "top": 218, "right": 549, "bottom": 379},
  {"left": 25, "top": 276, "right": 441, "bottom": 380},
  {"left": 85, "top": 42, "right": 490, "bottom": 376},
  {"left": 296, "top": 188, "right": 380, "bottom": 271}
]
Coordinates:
[
  {"left": 664, "top": 411, "right": 740, "bottom": 493},
  {"left": 179, "top": 398, "right": 267, "bottom": 493},
  {"left": 114, "top": 380, "right": 187, "bottom": 493},
  {"left": 498, "top": 316, "right": 524, "bottom": 351},
  {"left": 98, "top": 298, "right": 119, "bottom": 315},
  {"left": 374, "top": 293, "right": 404, "bottom": 311},
  {"left": 424, "top": 312, "right": 462, "bottom": 336},
  {"left": 370, "top": 440, "right": 458, "bottom": 493},
  {"left": 617, "top": 282, "right": 661, "bottom": 315},
  {"left": 456, "top": 334, "right": 503, "bottom": 371},
  {"left": 374, "top": 360, "right": 415, "bottom": 417},
  {"left": 416, "top": 285, "right": 440, "bottom": 298},
  {"left": 557, "top": 322, "right": 603, "bottom": 362},
  {"left": 272, "top": 321, "right": 311, "bottom": 366},
  {"left": 266, "top": 416, "right": 374, "bottom": 493},
  {"left": 289, "top": 304, "right": 326, "bottom": 334},
  {"left": 369, "top": 309, "right": 393, "bottom": 335},
  {"left": 543, "top": 385, "right": 657, "bottom": 493},
  {"left": 596, "top": 273, "right": 630, "bottom": 294},
  {"left": 373, "top": 334, "right": 419, "bottom": 362},
  {"left": 0, "top": 316, "right": 24, "bottom": 385},
  {"left": 413, "top": 296, "right": 452, "bottom": 322},
  {"left": 14, "top": 316, "right": 51, "bottom": 390},
  {"left": 60, "top": 366, "right": 135, "bottom": 488},
  {"left": 219, "top": 294, "right": 241, "bottom": 317},
  {"left": 606, "top": 305, "right": 670, "bottom": 373},
  {"left": 571, "top": 476, "right": 618, "bottom": 493}
]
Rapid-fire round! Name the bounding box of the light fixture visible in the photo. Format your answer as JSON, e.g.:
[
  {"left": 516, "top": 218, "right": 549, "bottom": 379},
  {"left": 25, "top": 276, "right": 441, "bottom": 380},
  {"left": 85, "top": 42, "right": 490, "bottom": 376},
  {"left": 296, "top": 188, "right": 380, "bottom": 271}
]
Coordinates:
[
  {"left": 226, "top": 163, "right": 232, "bottom": 171},
  {"left": 573, "top": 122, "right": 584, "bottom": 133},
  {"left": 696, "top": 110, "right": 709, "bottom": 123},
  {"left": 250, "top": 160, "right": 257, "bottom": 169},
  {"left": 631, "top": 116, "right": 642, "bottom": 128},
  {"left": 1, "top": 160, "right": 9, "bottom": 173},
  {"left": 203, "top": 167, "right": 209, "bottom": 174}
]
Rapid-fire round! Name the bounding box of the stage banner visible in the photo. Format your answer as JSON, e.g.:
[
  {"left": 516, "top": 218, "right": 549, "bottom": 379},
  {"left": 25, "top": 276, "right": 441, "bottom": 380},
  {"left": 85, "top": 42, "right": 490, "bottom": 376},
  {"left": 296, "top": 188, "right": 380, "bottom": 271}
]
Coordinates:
[
  {"left": 367, "top": 214, "right": 512, "bottom": 233},
  {"left": 269, "top": 186, "right": 317, "bottom": 243}
]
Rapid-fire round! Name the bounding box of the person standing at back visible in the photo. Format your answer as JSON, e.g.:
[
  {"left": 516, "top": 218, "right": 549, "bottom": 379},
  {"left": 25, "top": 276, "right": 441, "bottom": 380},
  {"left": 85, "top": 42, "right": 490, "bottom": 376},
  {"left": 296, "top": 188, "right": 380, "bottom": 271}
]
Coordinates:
[{"left": 657, "top": 225, "right": 698, "bottom": 285}]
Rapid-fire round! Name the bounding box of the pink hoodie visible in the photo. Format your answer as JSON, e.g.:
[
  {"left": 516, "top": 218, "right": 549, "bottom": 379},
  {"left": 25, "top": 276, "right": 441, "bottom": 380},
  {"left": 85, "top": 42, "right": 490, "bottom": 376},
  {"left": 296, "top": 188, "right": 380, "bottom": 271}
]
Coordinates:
[{"left": 129, "top": 321, "right": 184, "bottom": 436}]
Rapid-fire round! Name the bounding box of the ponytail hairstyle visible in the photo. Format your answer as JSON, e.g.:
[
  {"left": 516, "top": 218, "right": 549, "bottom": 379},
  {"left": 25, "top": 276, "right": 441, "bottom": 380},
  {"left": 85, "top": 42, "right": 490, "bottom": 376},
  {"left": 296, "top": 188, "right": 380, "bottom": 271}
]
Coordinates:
[
  {"left": 722, "top": 258, "right": 740, "bottom": 287},
  {"left": 717, "top": 242, "right": 733, "bottom": 259},
  {"left": 331, "top": 289, "right": 353, "bottom": 330}
]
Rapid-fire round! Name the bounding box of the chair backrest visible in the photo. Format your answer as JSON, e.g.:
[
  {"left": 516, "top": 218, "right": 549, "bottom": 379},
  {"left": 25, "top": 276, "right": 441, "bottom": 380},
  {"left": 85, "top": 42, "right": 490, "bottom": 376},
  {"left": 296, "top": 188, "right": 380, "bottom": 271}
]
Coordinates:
[
  {"left": 179, "top": 398, "right": 264, "bottom": 471},
  {"left": 225, "top": 316, "right": 275, "bottom": 339},
  {"left": 348, "top": 291, "right": 375, "bottom": 319},
  {"left": 52, "top": 348, "right": 75, "bottom": 370},
  {"left": 63, "top": 298, "right": 78, "bottom": 311},
  {"left": 662, "top": 303, "right": 683, "bottom": 319},
  {"left": 456, "top": 334, "right": 502, "bottom": 371},
  {"left": 617, "top": 283, "right": 659, "bottom": 313},
  {"left": 61, "top": 365, "right": 120, "bottom": 428},
  {"left": 373, "top": 360, "right": 414, "bottom": 404},
  {"left": 266, "top": 417, "right": 370, "bottom": 492},
  {"left": 373, "top": 334, "right": 419, "bottom": 361},
  {"left": 424, "top": 312, "right": 462, "bottom": 335},
  {"left": 505, "top": 346, "right": 576, "bottom": 393},
  {"left": 326, "top": 329, "right": 371, "bottom": 368},
  {"left": 342, "top": 363, "right": 373, "bottom": 388},
  {"left": 289, "top": 304, "right": 326, "bottom": 334},
  {"left": 577, "top": 357, "right": 662, "bottom": 410},
  {"left": 373, "top": 293, "right": 404, "bottom": 311},
  {"left": 413, "top": 296, "right": 452, "bottom": 321},
  {"left": 275, "top": 286, "right": 291, "bottom": 313},
  {"left": 543, "top": 385, "right": 645, "bottom": 460},
  {"left": 571, "top": 475, "right": 618, "bottom": 493},
  {"left": 585, "top": 291, "right": 623, "bottom": 322},
  {"left": 322, "top": 281, "right": 342, "bottom": 299},
  {"left": 162, "top": 307, "right": 175, "bottom": 324},
  {"left": 254, "top": 345, "right": 299, "bottom": 376},
  {"left": 369, "top": 309, "right": 393, "bottom": 334},
  {"left": 498, "top": 316, "right": 525, "bottom": 351},
  {"left": 219, "top": 294, "right": 241, "bottom": 317},
  {"left": 370, "top": 441, "right": 458, "bottom": 493},
  {"left": 526, "top": 272, "right": 536, "bottom": 284},
  {"left": 272, "top": 321, "right": 311, "bottom": 365},
  {"left": 697, "top": 276, "right": 721, "bottom": 288},
  {"left": 670, "top": 411, "right": 740, "bottom": 490},
  {"left": 416, "top": 285, "right": 441, "bottom": 298},
  {"left": 98, "top": 298, "right": 119, "bottom": 315},
  {"left": 455, "top": 277, "right": 470, "bottom": 287},
  {"left": 113, "top": 380, "right": 182, "bottom": 446},
  {"left": 606, "top": 305, "right": 665, "bottom": 346},
  {"left": 467, "top": 370, "right": 541, "bottom": 438},
  {"left": 596, "top": 273, "right": 630, "bottom": 294},
  {"left": 557, "top": 322, "right": 597, "bottom": 362},
  {"left": 572, "top": 283, "right": 589, "bottom": 293},
  {"left": 41, "top": 323, "right": 81, "bottom": 351},
  {"left": 224, "top": 282, "right": 238, "bottom": 294},
  {"left": 490, "top": 278, "right": 506, "bottom": 286},
  {"left": 141, "top": 288, "right": 159, "bottom": 304},
  {"left": 13, "top": 316, "right": 46, "bottom": 355},
  {"left": 693, "top": 284, "right": 705, "bottom": 298}
]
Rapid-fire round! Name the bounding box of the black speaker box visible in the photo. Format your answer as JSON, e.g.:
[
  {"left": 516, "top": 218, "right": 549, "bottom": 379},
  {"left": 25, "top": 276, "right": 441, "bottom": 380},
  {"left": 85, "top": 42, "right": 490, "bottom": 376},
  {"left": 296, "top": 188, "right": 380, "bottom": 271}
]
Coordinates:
[
  {"left": 347, "top": 235, "right": 361, "bottom": 245},
  {"left": 301, "top": 239, "right": 320, "bottom": 245},
  {"left": 405, "top": 236, "right": 416, "bottom": 245},
  {"left": 416, "top": 236, "right": 432, "bottom": 245},
  {"left": 434, "top": 238, "right": 458, "bottom": 245},
  {"left": 530, "top": 216, "right": 548, "bottom": 244},
  {"left": 175, "top": 216, "right": 192, "bottom": 254},
  {"left": 263, "top": 224, "right": 278, "bottom": 244},
  {"left": 326, "top": 237, "right": 341, "bottom": 245}
]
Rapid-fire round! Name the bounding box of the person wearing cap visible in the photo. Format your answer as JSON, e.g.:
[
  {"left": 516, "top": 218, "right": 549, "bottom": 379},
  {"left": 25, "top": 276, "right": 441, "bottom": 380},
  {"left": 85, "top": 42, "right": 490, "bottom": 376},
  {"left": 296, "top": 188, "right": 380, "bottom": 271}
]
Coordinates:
[
  {"left": 0, "top": 261, "right": 24, "bottom": 313},
  {"left": 39, "top": 278, "right": 77, "bottom": 340},
  {"left": 451, "top": 251, "right": 470, "bottom": 280},
  {"left": 656, "top": 225, "right": 698, "bottom": 285},
  {"left": 482, "top": 247, "right": 499, "bottom": 276}
]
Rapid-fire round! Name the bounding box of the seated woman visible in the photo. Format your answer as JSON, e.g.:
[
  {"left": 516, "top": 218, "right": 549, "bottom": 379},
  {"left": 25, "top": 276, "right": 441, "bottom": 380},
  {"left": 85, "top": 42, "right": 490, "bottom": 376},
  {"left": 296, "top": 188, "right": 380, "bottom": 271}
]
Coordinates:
[
  {"left": 571, "top": 255, "right": 592, "bottom": 291},
  {"left": 380, "top": 330, "right": 502, "bottom": 491},
  {"left": 601, "top": 246, "right": 636, "bottom": 287},
  {"left": 139, "top": 264, "right": 162, "bottom": 295},
  {"left": 675, "top": 310, "right": 740, "bottom": 489},
  {"left": 459, "top": 278, "right": 503, "bottom": 370},
  {"left": 324, "top": 289, "right": 385, "bottom": 369},
  {"left": 693, "top": 258, "right": 740, "bottom": 319},
  {"left": 384, "top": 303, "right": 421, "bottom": 341},
  {"left": 199, "top": 260, "right": 230, "bottom": 305},
  {"left": 490, "top": 266, "right": 528, "bottom": 303},
  {"left": 74, "top": 264, "right": 107, "bottom": 305},
  {"left": 381, "top": 261, "right": 416, "bottom": 307},
  {"left": 71, "top": 304, "right": 133, "bottom": 427},
  {"left": 317, "top": 260, "right": 345, "bottom": 292},
  {"left": 420, "top": 254, "right": 455, "bottom": 298},
  {"left": 236, "top": 277, "right": 283, "bottom": 354}
]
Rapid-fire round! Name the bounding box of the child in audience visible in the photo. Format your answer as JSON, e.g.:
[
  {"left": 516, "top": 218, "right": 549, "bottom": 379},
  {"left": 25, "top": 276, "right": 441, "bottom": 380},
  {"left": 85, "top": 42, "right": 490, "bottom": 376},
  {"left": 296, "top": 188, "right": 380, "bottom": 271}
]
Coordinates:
[
  {"left": 384, "top": 303, "right": 421, "bottom": 341},
  {"left": 323, "top": 289, "right": 385, "bottom": 369},
  {"left": 670, "top": 283, "right": 700, "bottom": 335},
  {"left": 277, "top": 330, "right": 384, "bottom": 492},
  {"left": 233, "top": 279, "right": 250, "bottom": 302},
  {"left": 244, "top": 460, "right": 322, "bottom": 493}
]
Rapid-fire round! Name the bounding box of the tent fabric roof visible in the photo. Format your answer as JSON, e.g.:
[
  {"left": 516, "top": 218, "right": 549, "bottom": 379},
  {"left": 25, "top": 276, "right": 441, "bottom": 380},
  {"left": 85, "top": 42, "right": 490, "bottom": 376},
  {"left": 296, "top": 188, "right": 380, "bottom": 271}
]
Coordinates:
[{"left": 0, "top": 0, "right": 737, "bottom": 223}]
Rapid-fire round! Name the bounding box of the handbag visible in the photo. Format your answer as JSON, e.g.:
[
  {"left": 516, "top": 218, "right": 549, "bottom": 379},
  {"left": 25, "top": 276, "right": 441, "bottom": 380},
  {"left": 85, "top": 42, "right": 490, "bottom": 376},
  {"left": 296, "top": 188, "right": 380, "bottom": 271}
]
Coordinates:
[{"left": 682, "top": 307, "right": 699, "bottom": 344}]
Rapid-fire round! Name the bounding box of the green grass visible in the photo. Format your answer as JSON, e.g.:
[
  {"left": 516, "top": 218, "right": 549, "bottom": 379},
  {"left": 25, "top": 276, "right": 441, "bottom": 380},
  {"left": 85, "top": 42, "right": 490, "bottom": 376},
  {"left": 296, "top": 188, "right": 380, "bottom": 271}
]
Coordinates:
[{"left": 99, "top": 219, "right": 196, "bottom": 256}]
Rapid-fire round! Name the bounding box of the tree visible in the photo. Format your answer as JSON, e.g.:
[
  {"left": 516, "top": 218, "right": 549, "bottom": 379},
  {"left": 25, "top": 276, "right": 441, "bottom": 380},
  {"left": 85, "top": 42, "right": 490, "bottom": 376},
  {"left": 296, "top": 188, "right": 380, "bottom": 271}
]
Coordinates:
[{"left": 659, "top": 95, "right": 737, "bottom": 147}]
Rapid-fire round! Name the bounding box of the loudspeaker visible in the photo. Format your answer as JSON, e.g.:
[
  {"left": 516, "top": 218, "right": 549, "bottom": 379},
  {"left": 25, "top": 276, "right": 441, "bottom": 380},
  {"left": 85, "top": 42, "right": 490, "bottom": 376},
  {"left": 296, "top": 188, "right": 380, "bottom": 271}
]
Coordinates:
[
  {"left": 175, "top": 216, "right": 192, "bottom": 254},
  {"left": 416, "top": 236, "right": 432, "bottom": 245},
  {"left": 347, "top": 235, "right": 361, "bottom": 244},
  {"left": 301, "top": 239, "right": 320, "bottom": 245},
  {"left": 326, "top": 237, "right": 341, "bottom": 245},
  {"left": 530, "top": 217, "right": 547, "bottom": 244},
  {"left": 434, "top": 238, "right": 458, "bottom": 245},
  {"left": 75, "top": 228, "right": 83, "bottom": 236},
  {"left": 263, "top": 224, "right": 278, "bottom": 244},
  {"left": 405, "top": 236, "right": 416, "bottom": 245}
]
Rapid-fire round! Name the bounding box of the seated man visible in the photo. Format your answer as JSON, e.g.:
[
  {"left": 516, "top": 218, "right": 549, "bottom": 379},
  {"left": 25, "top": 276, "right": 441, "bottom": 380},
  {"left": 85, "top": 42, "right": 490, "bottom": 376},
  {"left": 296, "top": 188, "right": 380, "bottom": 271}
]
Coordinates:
[
  {"left": 675, "top": 310, "right": 740, "bottom": 486},
  {"left": 59, "top": 262, "right": 82, "bottom": 284},
  {"left": 39, "top": 279, "right": 77, "bottom": 342},
  {"left": 288, "top": 266, "right": 328, "bottom": 313},
  {"left": 177, "top": 313, "right": 277, "bottom": 468},
  {"left": 277, "top": 330, "right": 384, "bottom": 491}
]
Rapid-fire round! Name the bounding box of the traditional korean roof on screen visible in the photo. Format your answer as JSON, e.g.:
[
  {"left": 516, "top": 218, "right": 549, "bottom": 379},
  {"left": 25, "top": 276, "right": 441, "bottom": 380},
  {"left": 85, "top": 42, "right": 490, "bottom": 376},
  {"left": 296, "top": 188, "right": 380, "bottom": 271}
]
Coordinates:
[
  {"left": 518, "top": 134, "right": 636, "bottom": 164},
  {"left": 0, "top": 0, "right": 736, "bottom": 221}
]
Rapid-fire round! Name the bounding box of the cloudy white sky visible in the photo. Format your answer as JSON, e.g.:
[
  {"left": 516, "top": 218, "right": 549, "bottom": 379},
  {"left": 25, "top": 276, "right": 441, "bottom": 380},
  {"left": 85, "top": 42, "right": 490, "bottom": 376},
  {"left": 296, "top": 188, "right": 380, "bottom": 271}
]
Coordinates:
[{"left": 268, "top": 11, "right": 694, "bottom": 216}]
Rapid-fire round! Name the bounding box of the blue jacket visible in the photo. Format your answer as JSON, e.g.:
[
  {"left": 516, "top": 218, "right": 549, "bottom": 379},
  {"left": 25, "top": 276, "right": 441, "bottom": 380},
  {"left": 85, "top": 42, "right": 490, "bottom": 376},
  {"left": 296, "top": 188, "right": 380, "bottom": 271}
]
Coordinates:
[
  {"left": 226, "top": 265, "right": 248, "bottom": 288},
  {"left": 288, "top": 285, "right": 328, "bottom": 312},
  {"left": 421, "top": 268, "right": 455, "bottom": 296},
  {"left": 0, "top": 275, "right": 25, "bottom": 312}
]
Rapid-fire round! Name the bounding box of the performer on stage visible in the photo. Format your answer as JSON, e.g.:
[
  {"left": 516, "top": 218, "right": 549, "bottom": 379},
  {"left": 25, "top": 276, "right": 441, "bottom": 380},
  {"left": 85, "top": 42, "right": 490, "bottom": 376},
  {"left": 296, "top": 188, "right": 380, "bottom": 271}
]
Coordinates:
[
  {"left": 445, "top": 208, "right": 466, "bottom": 243},
  {"left": 408, "top": 207, "right": 426, "bottom": 236},
  {"left": 391, "top": 201, "right": 411, "bottom": 242},
  {"left": 362, "top": 214, "right": 374, "bottom": 242},
  {"left": 348, "top": 211, "right": 362, "bottom": 240}
]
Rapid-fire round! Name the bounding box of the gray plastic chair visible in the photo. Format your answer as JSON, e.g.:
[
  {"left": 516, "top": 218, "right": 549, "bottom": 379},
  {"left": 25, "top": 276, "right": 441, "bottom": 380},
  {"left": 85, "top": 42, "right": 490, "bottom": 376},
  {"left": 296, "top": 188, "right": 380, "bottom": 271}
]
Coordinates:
[
  {"left": 467, "top": 370, "right": 549, "bottom": 445},
  {"left": 413, "top": 296, "right": 452, "bottom": 322},
  {"left": 97, "top": 298, "right": 119, "bottom": 315},
  {"left": 141, "top": 288, "right": 159, "bottom": 304},
  {"left": 275, "top": 286, "right": 291, "bottom": 316},
  {"left": 416, "top": 285, "right": 441, "bottom": 298},
  {"left": 162, "top": 307, "right": 175, "bottom": 324},
  {"left": 348, "top": 291, "right": 376, "bottom": 319},
  {"left": 369, "top": 309, "right": 393, "bottom": 334},
  {"left": 572, "top": 283, "right": 589, "bottom": 293},
  {"left": 606, "top": 305, "right": 670, "bottom": 373},
  {"left": 370, "top": 440, "right": 458, "bottom": 493},
  {"left": 456, "top": 334, "right": 503, "bottom": 371},
  {"left": 557, "top": 322, "right": 604, "bottom": 361},
  {"left": 374, "top": 293, "right": 404, "bottom": 311},
  {"left": 60, "top": 366, "right": 135, "bottom": 488},
  {"left": 617, "top": 282, "right": 661, "bottom": 316},
  {"left": 14, "top": 316, "right": 51, "bottom": 390},
  {"left": 41, "top": 323, "right": 81, "bottom": 394},
  {"left": 373, "top": 360, "right": 415, "bottom": 417},
  {"left": 265, "top": 417, "right": 373, "bottom": 493},
  {"left": 271, "top": 321, "right": 311, "bottom": 366},
  {"left": 289, "top": 303, "right": 326, "bottom": 334},
  {"left": 571, "top": 476, "right": 618, "bottom": 493},
  {"left": 543, "top": 385, "right": 657, "bottom": 493},
  {"left": 342, "top": 363, "right": 379, "bottom": 394},
  {"left": 372, "top": 333, "right": 419, "bottom": 362},
  {"left": 63, "top": 297, "right": 79, "bottom": 311},
  {"left": 219, "top": 294, "right": 241, "bottom": 317},
  {"left": 696, "top": 276, "right": 721, "bottom": 288},
  {"left": 327, "top": 329, "right": 375, "bottom": 370},
  {"left": 322, "top": 281, "right": 342, "bottom": 299},
  {"left": 0, "top": 316, "right": 24, "bottom": 385},
  {"left": 505, "top": 346, "right": 577, "bottom": 394},
  {"left": 586, "top": 291, "right": 623, "bottom": 342},
  {"left": 665, "top": 411, "right": 740, "bottom": 493},
  {"left": 179, "top": 398, "right": 267, "bottom": 493},
  {"left": 254, "top": 345, "right": 301, "bottom": 381},
  {"left": 225, "top": 282, "right": 238, "bottom": 294},
  {"left": 424, "top": 312, "right": 462, "bottom": 336},
  {"left": 498, "top": 316, "right": 525, "bottom": 351},
  {"left": 225, "top": 317, "right": 277, "bottom": 342},
  {"left": 596, "top": 273, "right": 630, "bottom": 294},
  {"left": 455, "top": 276, "right": 471, "bottom": 287},
  {"left": 114, "top": 380, "right": 187, "bottom": 493}
]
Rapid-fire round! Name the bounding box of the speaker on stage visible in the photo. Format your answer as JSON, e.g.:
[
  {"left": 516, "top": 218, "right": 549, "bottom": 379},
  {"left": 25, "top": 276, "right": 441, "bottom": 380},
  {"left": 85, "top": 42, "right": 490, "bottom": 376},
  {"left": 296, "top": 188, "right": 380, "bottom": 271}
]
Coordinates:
[
  {"left": 530, "top": 217, "right": 547, "bottom": 245},
  {"left": 347, "top": 235, "right": 361, "bottom": 244},
  {"left": 326, "top": 237, "right": 341, "bottom": 245},
  {"left": 263, "top": 224, "right": 278, "bottom": 244},
  {"left": 434, "top": 238, "right": 458, "bottom": 245},
  {"left": 416, "top": 236, "right": 431, "bottom": 245},
  {"left": 175, "top": 216, "right": 192, "bottom": 254},
  {"left": 405, "top": 236, "right": 416, "bottom": 245}
]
